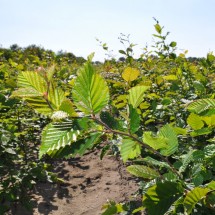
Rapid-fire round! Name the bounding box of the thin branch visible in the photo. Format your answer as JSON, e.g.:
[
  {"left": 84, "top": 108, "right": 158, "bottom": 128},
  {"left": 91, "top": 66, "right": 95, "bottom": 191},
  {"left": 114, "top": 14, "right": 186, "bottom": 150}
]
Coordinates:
[{"left": 92, "top": 115, "right": 182, "bottom": 179}]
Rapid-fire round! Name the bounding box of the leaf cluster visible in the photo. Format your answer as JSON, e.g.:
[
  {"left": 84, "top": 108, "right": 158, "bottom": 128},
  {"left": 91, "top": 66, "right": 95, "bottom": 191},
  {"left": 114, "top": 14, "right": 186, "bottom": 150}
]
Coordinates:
[{"left": 2, "top": 20, "right": 215, "bottom": 214}]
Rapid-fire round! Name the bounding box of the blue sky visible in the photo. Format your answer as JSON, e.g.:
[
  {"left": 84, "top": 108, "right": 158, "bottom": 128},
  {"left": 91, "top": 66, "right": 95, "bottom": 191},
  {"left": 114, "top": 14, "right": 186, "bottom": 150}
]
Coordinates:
[{"left": 0, "top": 0, "right": 215, "bottom": 61}]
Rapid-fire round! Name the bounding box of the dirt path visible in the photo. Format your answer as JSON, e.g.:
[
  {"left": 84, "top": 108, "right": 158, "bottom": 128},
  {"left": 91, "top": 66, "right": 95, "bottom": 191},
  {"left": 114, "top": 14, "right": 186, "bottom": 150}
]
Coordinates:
[{"left": 10, "top": 150, "right": 140, "bottom": 215}]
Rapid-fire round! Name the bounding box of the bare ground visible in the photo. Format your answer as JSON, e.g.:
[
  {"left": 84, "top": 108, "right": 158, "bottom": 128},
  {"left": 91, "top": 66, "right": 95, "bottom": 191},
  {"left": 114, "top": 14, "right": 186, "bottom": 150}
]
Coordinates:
[{"left": 9, "top": 150, "right": 140, "bottom": 215}]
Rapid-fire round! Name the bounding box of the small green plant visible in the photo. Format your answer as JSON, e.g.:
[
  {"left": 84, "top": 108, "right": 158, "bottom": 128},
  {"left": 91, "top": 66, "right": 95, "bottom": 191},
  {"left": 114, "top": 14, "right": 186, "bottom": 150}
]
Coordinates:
[{"left": 0, "top": 54, "right": 60, "bottom": 213}]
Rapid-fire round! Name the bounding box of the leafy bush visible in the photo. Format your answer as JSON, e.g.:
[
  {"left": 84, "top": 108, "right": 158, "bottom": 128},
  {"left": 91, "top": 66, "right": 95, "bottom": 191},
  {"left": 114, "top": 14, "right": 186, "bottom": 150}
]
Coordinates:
[
  {"left": 0, "top": 50, "right": 68, "bottom": 213},
  {"left": 2, "top": 21, "right": 215, "bottom": 214}
]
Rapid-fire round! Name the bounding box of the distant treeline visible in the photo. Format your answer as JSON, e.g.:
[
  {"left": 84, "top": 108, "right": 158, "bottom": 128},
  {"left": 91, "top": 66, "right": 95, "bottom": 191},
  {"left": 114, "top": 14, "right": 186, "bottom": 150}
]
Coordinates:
[
  {"left": 0, "top": 44, "right": 86, "bottom": 65},
  {"left": 0, "top": 44, "right": 205, "bottom": 66}
]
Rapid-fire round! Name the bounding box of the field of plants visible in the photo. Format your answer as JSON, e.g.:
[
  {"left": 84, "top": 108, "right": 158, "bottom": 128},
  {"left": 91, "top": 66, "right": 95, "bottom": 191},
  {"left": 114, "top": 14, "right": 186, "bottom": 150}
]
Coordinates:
[{"left": 1, "top": 22, "right": 215, "bottom": 214}]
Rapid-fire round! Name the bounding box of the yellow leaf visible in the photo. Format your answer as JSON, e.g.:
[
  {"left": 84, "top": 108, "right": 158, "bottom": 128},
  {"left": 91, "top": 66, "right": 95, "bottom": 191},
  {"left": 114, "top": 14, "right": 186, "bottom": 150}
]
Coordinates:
[
  {"left": 201, "top": 115, "right": 215, "bottom": 127},
  {"left": 187, "top": 113, "right": 204, "bottom": 130},
  {"left": 122, "top": 67, "right": 140, "bottom": 82},
  {"left": 156, "top": 76, "right": 164, "bottom": 85},
  {"left": 163, "top": 75, "right": 177, "bottom": 81},
  {"left": 140, "top": 101, "right": 150, "bottom": 110}
]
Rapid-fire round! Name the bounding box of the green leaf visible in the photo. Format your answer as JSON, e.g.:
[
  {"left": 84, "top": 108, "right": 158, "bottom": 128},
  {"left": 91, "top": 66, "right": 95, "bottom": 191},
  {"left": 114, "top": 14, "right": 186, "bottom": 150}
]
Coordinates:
[
  {"left": 192, "top": 150, "right": 205, "bottom": 161},
  {"left": 206, "top": 184, "right": 215, "bottom": 208},
  {"left": 12, "top": 71, "right": 66, "bottom": 115},
  {"left": 190, "top": 127, "right": 212, "bottom": 137},
  {"left": 163, "top": 75, "right": 177, "bottom": 81},
  {"left": 206, "top": 192, "right": 215, "bottom": 208},
  {"left": 40, "top": 121, "right": 80, "bottom": 158},
  {"left": 119, "top": 50, "right": 126, "bottom": 55},
  {"left": 139, "top": 156, "right": 171, "bottom": 169},
  {"left": 17, "top": 71, "right": 46, "bottom": 92},
  {"left": 192, "top": 174, "right": 204, "bottom": 186},
  {"left": 184, "top": 187, "right": 210, "bottom": 214},
  {"left": 100, "top": 111, "right": 120, "bottom": 130},
  {"left": 163, "top": 171, "right": 177, "bottom": 181},
  {"left": 70, "top": 132, "right": 101, "bottom": 156},
  {"left": 187, "top": 113, "right": 204, "bottom": 130},
  {"left": 187, "top": 99, "right": 215, "bottom": 114},
  {"left": 102, "top": 204, "right": 117, "bottom": 215},
  {"left": 100, "top": 145, "right": 111, "bottom": 160},
  {"left": 122, "top": 67, "right": 140, "bottom": 82},
  {"left": 173, "top": 126, "right": 188, "bottom": 135},
  {"left": 120, "top": 138, "right": 141, "bottom": 162},
  {"left": 126, "top": 47, "right": 133, "bottom": 53},
  {"left": 12, "top": 87, "right": 43, "bottom": 97},
  {"left": 207, "top": 52, "right": 215, "bottom": 63},
  {"left": 24, "top": 97, "right": 54, "bottom": 115},
  {"left": 59, "top": 99, "right": 77, "bottom": 117},
  {"left": 143, "top": 182, "right": 184, "bottom": 215},
  {"left": 22, "top": 85, "right": 65, "bottom": 115},
  {"left": 143, "top": 131, "right": 167, "bottom": 150},
  {"left": 127, "top": 165, "right": 159, "bottom": 179},
  {"left": 170, "top": 41, "right": 177, "bottom": 47},
  {"left": 49, "top": 132, "right": 101, "bottom": 158},
  {"left": 72, "top": 62, "right": 109, "bottom": 114},
  {"left": 132, "top": 207, "right": 145, "bottom": 214},
  {"left": 201, "top": 115, "right": 215, "bottom": 127},
  {"left": 193, "top": 81, "right": 205, "bottom": 92},
  {"left": 102, "top": 201, "right": 125, "bottom": 215},
  {"left": 87, "top": 52, "right": 95, "bottom": 62},
  {"left": 152, "top": 34, "right": 164, "bottom": 39},
  {"left": 47, "top": 82, "right": 65, "bottom": 109},
  {"left": 139, "top": 101, "right": 150, "bottom": 109},
  {"left": 159, "top": 124, "right": 178, "bottom": 156},
  {"left": 200, "top": 109, "right": 215, "bottom": 117},
  {"left": 204, "top": 144, "right": 215, "bottom": 158},
  {"left": 11, "top": 71, "right": 46, "bottom": 98},
  {"left": 206, "top": 181, "right": 215, "bottom": 190},
  {"left": 46, "top": 65, "right": 56, "bottom": 81},
  {"left": 154, "top": 23, "right": 162, "bottom": 34},
  {"left": 128, "top": 86, "right": 149, "bottom": 108},
  {"left": 179, "top": 150, "right": 194, "bottom": 174},
  {"left": 129, "top": 105, "right": 140, "bottom": 133}
]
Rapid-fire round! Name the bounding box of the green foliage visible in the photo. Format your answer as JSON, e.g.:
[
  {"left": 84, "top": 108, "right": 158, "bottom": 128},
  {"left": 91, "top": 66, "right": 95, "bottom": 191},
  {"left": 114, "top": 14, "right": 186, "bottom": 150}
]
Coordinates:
[
  {"left": 12, "top": 70, "right": 67, "bottom": 115},
  {"left": 179, "top": 150, "right": 195, "bottom": 174},
  {"left": 58, "top": 99, "right": 77, "bottom": 117},
  {"left": 184, "top": 187, "right": 210, "bottom": 214},
  {"left": 187, "top": 99, "right": 215, "bottom": 114},
  {"left": 2, "top": 20, "right": 215, "bottom": 214},
  {"left": 143, "top": 131, "right": 167, "bottom": 150},
  {"left": 0, "top": 45, "right": 86, "bottom": 212},
  {"left": 128, "top": 86, "right": 149, "bottom": 108},
  {"left": 48, "top": 132, "right": 101, "bottom": 158},
  {"left": 187, "top": 113, "right": 204, "bottom": 130},
  {"left": 127, "top": 165, "right": 160, "bottom": 179},
  {"left": 102, "top": 201, "right": 126, "bottom": 215},
  {"left": 0, "top": 103, "right": 55, "bottom": 212},
  {"left": 100, "top": 111, "right": 120, "bottom": 130},
  {"left": 120, "top": 138, "right": 141, "bottom": 162},
  {"left": 40, "top": 121, "right": 80, "bottom": 158},
  {"left": 72, "top": 62, "right": 109, "bottom": 114},
  {"left": 142, "top": 182, "right": 184, "bottom": 215},
  {"left": 159, "top": 124, "right": 178, "bottom": 156},
  {"left": 129, "top": 105, "right": 140, "bottom": 133},
  {"left": 139, "top": 156, "right": 171, "bottom": 170}
]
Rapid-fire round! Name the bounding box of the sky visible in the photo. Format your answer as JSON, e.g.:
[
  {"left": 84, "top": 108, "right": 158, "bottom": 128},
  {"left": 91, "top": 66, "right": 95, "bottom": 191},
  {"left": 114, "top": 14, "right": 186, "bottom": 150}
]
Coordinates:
[{"left": 0, "top": 0, "right": 215, "bottom": 61}]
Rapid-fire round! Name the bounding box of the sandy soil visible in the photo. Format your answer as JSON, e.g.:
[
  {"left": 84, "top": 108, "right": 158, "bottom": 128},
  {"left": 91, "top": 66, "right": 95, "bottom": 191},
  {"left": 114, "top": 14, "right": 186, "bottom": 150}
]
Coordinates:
[{"left": 9, "top": 150, "right": 140, "bottom": 215}]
